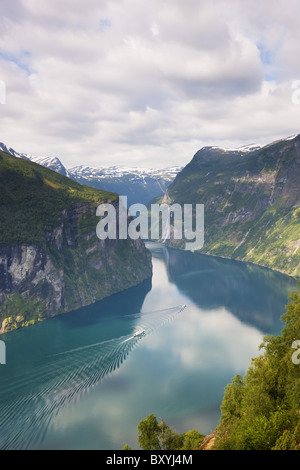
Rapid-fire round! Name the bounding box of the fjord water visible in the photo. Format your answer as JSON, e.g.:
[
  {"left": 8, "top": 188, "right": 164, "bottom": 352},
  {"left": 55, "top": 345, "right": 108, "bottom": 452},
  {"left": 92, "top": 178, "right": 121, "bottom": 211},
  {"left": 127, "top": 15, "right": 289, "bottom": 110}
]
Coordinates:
[{"left": 0, "top": 242, "right": 297, "bottom": 450}]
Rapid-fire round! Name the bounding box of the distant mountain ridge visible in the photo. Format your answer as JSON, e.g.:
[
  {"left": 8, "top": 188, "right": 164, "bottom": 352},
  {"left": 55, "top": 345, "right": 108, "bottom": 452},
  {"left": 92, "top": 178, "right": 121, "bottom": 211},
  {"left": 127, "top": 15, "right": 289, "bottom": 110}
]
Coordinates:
[
  {"left": 0, "top": 143, "right": 181, "bottom": 205},
  {"left": 67, "top": 164, "right": 181, "bottom": 205},
  {"left": 0, "top": 142, "right": 70, "bottom": 177},
  {"left": 160, "top": 133, "right": 300, "bottom": 277}
]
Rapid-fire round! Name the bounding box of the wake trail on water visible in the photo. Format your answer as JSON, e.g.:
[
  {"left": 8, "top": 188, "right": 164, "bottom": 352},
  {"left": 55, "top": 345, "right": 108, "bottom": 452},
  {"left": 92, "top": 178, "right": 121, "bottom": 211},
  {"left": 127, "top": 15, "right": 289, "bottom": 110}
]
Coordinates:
[{"left": 0, "top": 305, "right": 186, "bottom": 450}]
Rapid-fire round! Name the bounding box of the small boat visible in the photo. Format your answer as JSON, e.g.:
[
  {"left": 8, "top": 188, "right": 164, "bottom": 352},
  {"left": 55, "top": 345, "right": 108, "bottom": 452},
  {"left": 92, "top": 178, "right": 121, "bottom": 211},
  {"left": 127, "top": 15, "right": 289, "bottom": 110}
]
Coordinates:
[{"left": 133, "top": 328, "right": 146, "bottom": 338}]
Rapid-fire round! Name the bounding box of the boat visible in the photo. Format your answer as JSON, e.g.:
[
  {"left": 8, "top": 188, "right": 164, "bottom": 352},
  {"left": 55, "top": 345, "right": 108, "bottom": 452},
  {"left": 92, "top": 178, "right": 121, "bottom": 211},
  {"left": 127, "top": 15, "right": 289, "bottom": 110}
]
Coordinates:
[{"left": 133, "top": 328, "right": 146, "bottom": 338}]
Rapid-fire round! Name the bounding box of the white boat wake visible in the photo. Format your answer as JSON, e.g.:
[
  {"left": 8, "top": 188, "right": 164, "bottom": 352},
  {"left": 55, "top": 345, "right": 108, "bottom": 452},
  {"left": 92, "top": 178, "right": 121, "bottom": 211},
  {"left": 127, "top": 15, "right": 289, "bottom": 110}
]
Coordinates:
[{"left": 0, "top": 304, "right": 186, "bottom": 450}]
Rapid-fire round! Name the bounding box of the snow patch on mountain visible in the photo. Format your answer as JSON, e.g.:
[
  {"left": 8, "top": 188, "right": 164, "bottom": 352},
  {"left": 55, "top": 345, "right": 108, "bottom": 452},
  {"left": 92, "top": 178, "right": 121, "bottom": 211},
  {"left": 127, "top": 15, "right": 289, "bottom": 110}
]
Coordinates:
[
  {"left": 210, "top": 143, "right": 262, "bottom": 153},
  {"left": 68, "top": 165, "right": 182, "bottom": 181},
  {"left": 0, "top": 143, "right": 69, "bottom": 176},
  {"left": 30, "top": 156, "right": 70, "bottom": 177}
]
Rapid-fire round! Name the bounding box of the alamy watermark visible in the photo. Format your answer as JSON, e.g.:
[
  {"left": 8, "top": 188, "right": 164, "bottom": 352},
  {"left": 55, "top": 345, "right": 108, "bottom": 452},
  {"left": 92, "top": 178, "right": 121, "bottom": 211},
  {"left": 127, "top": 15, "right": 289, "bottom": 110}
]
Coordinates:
[
  {"left": 292, "top": 340, "right": 300, "bottom": 365},
  {"left": 0, "top": 340, "right": 6, "bottom": 365},
  {"left": 96, "top": 196, "right": 204, "bottom": 251},
  {"left": 291, "top": 80, "right": 300, "bottom": 105},
  {"left": 0, "top": 80, "right": 6, "bottom": 105}
]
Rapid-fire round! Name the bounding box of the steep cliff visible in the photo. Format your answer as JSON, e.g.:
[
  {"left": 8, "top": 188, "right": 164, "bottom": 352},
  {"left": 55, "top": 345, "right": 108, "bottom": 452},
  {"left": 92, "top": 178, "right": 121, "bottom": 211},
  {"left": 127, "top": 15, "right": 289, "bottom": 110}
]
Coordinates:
[
  {"left": 160, "top": 134, "right": 300, "bottom": 277},
  {"left": 0, "top": 151, "right": 152, "bottom": 333}
]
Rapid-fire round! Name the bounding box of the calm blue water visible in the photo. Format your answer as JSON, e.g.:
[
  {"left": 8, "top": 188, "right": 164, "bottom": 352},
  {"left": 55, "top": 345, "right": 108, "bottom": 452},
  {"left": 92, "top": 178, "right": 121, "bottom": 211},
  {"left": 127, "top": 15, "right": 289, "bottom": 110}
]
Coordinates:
[{"left": 0, "top": 242, "right": 297, "bottom": 449}]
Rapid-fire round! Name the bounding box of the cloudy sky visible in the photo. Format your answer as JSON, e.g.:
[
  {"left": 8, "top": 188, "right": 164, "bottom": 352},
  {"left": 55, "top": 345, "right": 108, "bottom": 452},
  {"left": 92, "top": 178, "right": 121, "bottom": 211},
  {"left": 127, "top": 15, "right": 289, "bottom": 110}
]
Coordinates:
[{"left": 1, "top": 0, "right": 300, "bottom": 168}]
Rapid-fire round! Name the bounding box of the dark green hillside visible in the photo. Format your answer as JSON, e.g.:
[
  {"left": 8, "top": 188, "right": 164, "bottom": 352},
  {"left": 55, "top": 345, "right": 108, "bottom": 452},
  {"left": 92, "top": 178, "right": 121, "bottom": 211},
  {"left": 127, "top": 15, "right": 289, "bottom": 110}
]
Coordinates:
[
  {"left": 0, "top": 150, "right": 118, "bottom": 246},
  {"left": 164, "top": 135, "right": 300, "bottom": 277},
  {"left": 0, "top": 151, "right": 152, "bottom": 334},
  {"left": 214, "top": 287, "right": 300, "bottom": 450}
]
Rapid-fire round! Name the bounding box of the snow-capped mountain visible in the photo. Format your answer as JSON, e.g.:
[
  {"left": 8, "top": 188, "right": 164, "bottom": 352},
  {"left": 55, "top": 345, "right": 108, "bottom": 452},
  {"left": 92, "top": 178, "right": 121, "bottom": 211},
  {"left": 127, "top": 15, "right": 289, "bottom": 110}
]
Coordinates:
[
  {"left": 0, "top": 142, "right": 182, "bottom": 205},
  {"left": 68, "top": 165, "right": 181, "bottom": 180},
  {"left": 67, "top": 165, "right": 182, "bottom": 205},
  {"left": 29, "top": 156, "right": 70, "bottom": 177},
  {"left": 209, "top": 143, "right": 262, "bottom": 153},
  {"left": 0, "top": 143, "right": 69, "bottom": 177},
  {"left": 0, "top": 143, "right": 30, "bottom": 160}
]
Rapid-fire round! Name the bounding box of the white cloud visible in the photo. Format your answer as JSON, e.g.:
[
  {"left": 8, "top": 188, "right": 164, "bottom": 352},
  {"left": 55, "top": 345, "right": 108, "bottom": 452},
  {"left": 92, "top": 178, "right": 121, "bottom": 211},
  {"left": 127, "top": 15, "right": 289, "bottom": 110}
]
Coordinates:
[
  {"left": 142, "top": 306, "right": 263, "bottom": 373},
  {"left": 0, "top": 0, "right": 299, "bottom": 168}
]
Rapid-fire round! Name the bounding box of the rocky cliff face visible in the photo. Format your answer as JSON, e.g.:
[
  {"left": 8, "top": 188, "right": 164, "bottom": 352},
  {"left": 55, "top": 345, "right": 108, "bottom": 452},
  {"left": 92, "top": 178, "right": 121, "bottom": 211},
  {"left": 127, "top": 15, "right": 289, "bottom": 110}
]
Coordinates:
[
  {"left": 0, "top": 200, "right": 152, "bottom": 334},
  {"left": 160, "top": 134, "right": 300, "bottom": 277},
  {"left": 0, "top": 149, "right": 153, "bottom": 334}
]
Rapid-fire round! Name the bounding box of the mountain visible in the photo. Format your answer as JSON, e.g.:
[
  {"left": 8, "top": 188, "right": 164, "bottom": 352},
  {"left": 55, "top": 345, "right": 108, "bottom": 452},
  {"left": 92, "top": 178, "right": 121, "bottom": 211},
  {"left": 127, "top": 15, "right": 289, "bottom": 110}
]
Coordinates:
[
  {"left": 0, "top": 142, "right": 70, "bottom": 176},
  {"left": 0, "top": 143, "right": 181, "bottom": 205},
  {"left": 68, "top": 165, "right": 182, "bottom": 205},
  {"left": 0, "top": 143, "right": 29, "bottom": 159},
  {"left": 0, "top": 150, "right": 152, "bottom": 334},
  {"left": 160, "top": 134, "right": 300, "bottom": 277}
]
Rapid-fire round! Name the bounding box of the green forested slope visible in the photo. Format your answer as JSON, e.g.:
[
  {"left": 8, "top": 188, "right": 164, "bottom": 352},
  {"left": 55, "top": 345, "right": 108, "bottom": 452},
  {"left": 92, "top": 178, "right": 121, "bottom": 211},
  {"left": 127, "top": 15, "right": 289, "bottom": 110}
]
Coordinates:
[
  {"left": 214, "top": 287, "right": 300, "bottom": 450},
  {"left": 0, "top": 151, "right": 152, "bottom": 333},
  {"left": 165, "top": 135, "right": 300, "bottom": 277},
  {"left": 0, "top": 149, "right": 118, "bottom": 246}
]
